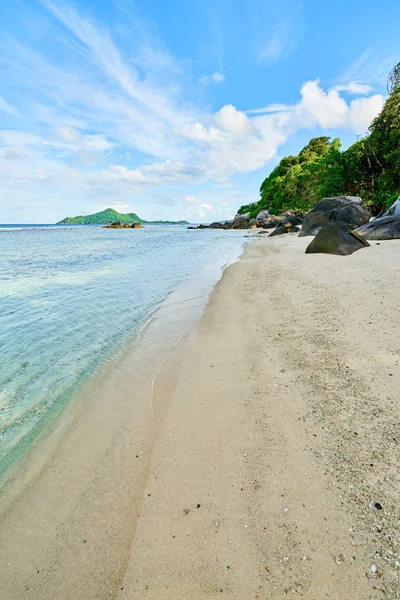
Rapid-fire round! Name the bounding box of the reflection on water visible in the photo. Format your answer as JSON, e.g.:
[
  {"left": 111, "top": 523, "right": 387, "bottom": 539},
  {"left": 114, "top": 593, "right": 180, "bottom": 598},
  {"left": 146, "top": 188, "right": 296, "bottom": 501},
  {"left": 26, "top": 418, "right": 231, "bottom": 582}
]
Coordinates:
[{"left": 0, "top": 225, "right": 247, "bottom": 472}]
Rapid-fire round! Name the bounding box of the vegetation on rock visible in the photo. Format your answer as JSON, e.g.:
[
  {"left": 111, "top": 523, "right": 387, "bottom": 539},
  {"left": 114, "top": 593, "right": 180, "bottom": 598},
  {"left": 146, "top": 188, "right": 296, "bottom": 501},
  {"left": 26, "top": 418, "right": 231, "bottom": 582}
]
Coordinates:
[
  {"left": 239, "top": 71, "right": 400, "bottom": 218},
  {"left": 57, "top": 208, "right": 189, "bottom": 225},
  {"left": 58, "top": 208, "right": 142, "bottom": 225}
]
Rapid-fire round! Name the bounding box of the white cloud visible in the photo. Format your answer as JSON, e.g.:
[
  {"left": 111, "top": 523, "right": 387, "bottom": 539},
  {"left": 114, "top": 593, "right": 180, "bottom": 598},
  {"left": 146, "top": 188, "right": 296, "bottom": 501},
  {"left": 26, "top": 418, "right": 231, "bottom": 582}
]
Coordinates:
[
  {"left": 0, "top": 2, "right": 387, "bottom": 223},
  {"left": 53, "top": 126, "right": 81, "bottom": 143},
  {"left": 332, "top": 82, "right": 373, "bottom": 95},
  {"left": 180, "top": 191, "right": 253, "bottom": 222},
  {"left": 348, "top": 95, "right": 385, "bottom": 135},
  {"left": 211, "top": 72, "right": 225, "bottom": 83},
  {"left": 294, "top": 80, "right": 384, "bottom": 134},
  {"left": 296, "top": 80, "right": 349, "bottom": 128},
  {"left": 200, "top": 71, "right": 225, "bottom": 84},
  {"left": 92, "top": 161, "right": 206, "bottom": 186},
  {"left": 246, "top": 104, "right": 293, "bottom": 115},
  {"left": 0, "top": 77, "right": 385, "bottom": 217},
  {"left": 214, "top": 104, "right": 254, "bottom": 136}
]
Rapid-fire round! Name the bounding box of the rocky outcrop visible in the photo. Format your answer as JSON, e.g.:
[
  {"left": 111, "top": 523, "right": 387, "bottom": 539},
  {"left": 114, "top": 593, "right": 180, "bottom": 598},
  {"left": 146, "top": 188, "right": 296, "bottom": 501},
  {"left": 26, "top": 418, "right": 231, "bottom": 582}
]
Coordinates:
[
  {"left": 231, "top": 213, "right": 251, "bottom": 229},
  {"left": 208, "top": 222, "right": 226, "bottom": 229},
  {"left": 305, "top": 223, "right": 370, "bottom": 255},
  {"left": 269, "top": 223, "right": 300, "bottom": 237},
  {"left": 299, "top": 196, "right": 370, "bottom": 237},
  {"left": 256, "top": 209, "right": 270, "bottom": 220},
  {"left": 189, "top": 210, "right": 303, "bottom": 231},
  {"left": 103, "top": 221, "right": 124, "bottom": 228},
  {"left": 102, "top": 221, "right": 144, "bottom": 229}
]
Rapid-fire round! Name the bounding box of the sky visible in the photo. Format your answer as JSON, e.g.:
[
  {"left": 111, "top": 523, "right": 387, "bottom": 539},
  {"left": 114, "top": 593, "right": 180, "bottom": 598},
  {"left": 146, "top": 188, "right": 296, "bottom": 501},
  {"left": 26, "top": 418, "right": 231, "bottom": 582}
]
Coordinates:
[{"left": 0, "top": 0, "right": 399, "bottom": 223}]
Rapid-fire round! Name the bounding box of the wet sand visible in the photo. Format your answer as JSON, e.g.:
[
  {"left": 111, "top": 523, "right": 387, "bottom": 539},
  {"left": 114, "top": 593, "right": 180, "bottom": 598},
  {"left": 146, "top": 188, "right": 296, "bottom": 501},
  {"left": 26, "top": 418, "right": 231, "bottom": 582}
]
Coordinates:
[{"left": 1, "top": 235, "right": 400, "bottom": 598}]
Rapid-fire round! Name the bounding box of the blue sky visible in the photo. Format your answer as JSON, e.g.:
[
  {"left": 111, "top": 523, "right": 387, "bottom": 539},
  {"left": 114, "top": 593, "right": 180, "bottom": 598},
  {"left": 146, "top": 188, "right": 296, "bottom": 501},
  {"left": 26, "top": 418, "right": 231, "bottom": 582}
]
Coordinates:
[{"left": 0, "top": 0, "right": 398, "bottom": 223}]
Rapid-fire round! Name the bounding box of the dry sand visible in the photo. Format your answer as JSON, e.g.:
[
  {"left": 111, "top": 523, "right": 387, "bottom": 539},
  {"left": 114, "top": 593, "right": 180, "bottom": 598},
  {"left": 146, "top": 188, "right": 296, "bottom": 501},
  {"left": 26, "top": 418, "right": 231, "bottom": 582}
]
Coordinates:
[{"left": 1, "top": 235, "right": 400, "bottom": 599}]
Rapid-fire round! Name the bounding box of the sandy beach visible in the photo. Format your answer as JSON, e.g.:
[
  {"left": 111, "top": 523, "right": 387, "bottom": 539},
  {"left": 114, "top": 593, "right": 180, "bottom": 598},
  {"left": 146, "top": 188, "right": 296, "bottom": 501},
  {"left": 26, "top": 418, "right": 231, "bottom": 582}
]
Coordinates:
[{"left": 1, "top": 235, "right": 400, "bottom": 599}]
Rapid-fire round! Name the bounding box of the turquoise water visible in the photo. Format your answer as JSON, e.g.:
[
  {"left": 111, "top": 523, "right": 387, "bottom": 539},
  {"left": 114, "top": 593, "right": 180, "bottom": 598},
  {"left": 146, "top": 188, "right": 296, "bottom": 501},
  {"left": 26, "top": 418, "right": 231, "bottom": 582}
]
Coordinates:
[{"left": 0, "top": 225, "right": 247, "bottom": 472}]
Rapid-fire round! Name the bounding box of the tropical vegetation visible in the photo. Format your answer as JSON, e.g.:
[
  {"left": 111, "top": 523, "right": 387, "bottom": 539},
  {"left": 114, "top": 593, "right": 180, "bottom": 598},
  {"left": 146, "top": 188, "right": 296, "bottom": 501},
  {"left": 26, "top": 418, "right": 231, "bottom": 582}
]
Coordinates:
[
  {"left": 238, "top": 65, "right": 400, "bottom": 218},
  {"left": 57, "top": 208, "right": 188, "bottom": 225}
]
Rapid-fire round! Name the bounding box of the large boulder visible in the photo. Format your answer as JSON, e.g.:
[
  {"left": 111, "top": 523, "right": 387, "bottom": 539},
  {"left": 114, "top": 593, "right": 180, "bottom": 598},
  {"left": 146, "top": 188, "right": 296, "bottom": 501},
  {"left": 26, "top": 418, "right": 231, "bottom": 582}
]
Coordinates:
[
  {"left": 269, "top": 223, "right": 300, "bottom": 237},
  {"left": 223, "top": 220, "right": 234, "bottom": 228},
  {"left": 256, "top": 209, "right": 270, "bottom": 221},
  {"left": 103, "top": 221, "right": 123, "bottom": 228},
  {"left": 209, "top": 222, "right": 225, "bottom": 229},
  {"left": 283, "top": 213, "right": 304, "bottom": 227},
  {"left": 262, "top": 216, "right": 283, "bottom": 229},
  {"left": 354, "top": 215, "right": 400, "bottom": 240},
  {"left": 232, "top": 212, "right": 251, "bottom": 229},
  {"left": 234, "top": 212, "right": 250, "bottom": 221},
  {"left": 305, "top": 223, "right": 370, "bottom": 256},
  {"left": 262, "top": 212, "right": 304, "bottom": 230},
  {"left": 299, "top": 196, "right": 370, "bottom": 237}
]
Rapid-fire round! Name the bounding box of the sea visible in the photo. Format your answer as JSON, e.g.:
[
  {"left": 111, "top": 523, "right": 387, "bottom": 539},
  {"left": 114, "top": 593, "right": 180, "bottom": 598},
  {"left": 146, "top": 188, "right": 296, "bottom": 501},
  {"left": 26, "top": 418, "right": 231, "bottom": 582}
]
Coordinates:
[{"left": 0, "top": 224, "right": 248, "bottom": 474}]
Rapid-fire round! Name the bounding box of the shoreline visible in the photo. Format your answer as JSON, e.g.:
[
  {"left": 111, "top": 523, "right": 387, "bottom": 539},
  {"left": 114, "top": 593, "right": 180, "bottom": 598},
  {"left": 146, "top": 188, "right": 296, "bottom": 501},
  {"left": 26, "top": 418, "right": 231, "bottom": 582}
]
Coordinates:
[
  {"left": 0, "top": 238, "right": 248, "bottom": 600},
  {"left": 1, "top": 234, "right": 399, "bottom": 598},
  {"left": 0, "top": 234, "right": 247, "bottom": 482},
  {"left": 118, "top": 235, "right": 400, "bottom": 599}
]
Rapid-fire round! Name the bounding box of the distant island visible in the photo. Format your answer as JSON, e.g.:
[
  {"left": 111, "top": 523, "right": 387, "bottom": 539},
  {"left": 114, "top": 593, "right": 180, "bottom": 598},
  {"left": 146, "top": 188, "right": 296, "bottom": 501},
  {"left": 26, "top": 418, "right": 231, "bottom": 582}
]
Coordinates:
[{"left": 57, "top": 208, "right": 189, "bottom": 226}]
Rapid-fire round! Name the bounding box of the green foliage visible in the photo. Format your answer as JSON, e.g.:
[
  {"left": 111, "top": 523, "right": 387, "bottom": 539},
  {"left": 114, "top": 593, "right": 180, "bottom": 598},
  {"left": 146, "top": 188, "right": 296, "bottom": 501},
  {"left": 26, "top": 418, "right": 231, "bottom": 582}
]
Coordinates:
[
  {"left": 237, "top": 202, "right": 258, "bottom": 216},
  {"left": 387, "top": 62, "right": 400, "bottom": 94},
  {"left": 57, "top": 208, "right": 188, "bottom": 225},
  {"left": 58, "top": 208, "right": 143, "bottom": 225},
  {"left": 242, "top": 80, "right": 400, "bottom": 217},
  {"left": 247, "top": 137, "right": 347, "bottom": 216},
  {"left": 367, "top": 87, "right": 400, "bottom": 210}
]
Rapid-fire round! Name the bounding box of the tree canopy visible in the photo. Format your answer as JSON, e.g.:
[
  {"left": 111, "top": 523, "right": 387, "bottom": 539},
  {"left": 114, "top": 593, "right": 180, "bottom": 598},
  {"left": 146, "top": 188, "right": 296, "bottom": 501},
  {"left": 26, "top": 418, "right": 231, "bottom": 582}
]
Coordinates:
[{"left": 238, "top": 71, "right": 400, "bottom": 218}]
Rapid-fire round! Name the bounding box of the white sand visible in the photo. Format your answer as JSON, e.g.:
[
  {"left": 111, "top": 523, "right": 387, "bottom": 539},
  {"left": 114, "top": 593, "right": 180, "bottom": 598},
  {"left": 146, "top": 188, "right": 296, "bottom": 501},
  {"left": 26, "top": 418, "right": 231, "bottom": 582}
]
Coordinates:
[{"left": 1, "top": 235, "right": 400, "bottom": 599}]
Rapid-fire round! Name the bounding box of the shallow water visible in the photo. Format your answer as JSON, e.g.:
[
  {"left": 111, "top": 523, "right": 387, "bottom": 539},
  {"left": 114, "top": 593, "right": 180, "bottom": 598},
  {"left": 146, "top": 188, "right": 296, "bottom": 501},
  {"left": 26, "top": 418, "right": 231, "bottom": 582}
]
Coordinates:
[{"left": 0, "top": 225, "right": 247, "bottom": 472}]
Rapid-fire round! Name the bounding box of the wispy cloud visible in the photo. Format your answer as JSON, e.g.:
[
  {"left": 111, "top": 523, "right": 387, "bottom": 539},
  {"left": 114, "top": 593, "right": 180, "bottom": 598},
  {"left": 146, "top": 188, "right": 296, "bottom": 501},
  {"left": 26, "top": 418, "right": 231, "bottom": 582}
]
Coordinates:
[
  {"left": 253, "top": 0, "right": 305, "bottom": 65},
  {"left": 0, "top": 96, "right": 20, "bottom": 117},
  {"left": 331, "top": 82, "right": 373, "bottom": 95},
  {"left": 40, "top": 0, "right": 184, "bottom": 125},
  {"left": 257, "top": 22, "right": 292, "bottom": 64},
  {"left": 338, "top": 47, "right": 396, "bottom": 89},
  {"left": 246, "top": 104, "right": 294, "bottom": 115},
  {"left": 0, "top": 1, "right": 385, "bottom": 223},
  {"left": 199, "top": 72, "right": 225, "bottom": 84}
]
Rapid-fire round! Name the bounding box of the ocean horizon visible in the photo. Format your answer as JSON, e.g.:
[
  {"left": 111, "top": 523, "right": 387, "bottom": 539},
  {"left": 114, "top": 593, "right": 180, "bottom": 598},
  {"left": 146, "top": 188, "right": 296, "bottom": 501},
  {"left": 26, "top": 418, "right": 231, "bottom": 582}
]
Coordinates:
[{"left": 0, "top": 225, "right": 247, "bottom": 474}]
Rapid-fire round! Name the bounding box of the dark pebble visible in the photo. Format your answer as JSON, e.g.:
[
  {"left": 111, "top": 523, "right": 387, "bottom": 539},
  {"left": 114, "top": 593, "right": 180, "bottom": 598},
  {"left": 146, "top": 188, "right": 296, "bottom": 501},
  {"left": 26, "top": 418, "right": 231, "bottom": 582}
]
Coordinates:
[{"left": 375, "top": 503, "right": 383, "bottom": 510}]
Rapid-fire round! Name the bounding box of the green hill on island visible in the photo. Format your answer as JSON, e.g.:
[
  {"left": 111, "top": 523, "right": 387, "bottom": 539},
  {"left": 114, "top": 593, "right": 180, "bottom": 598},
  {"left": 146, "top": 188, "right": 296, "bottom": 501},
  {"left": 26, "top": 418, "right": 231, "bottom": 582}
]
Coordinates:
[{"left": 57, "top": 208, "right": 188, "bottom": 225}]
